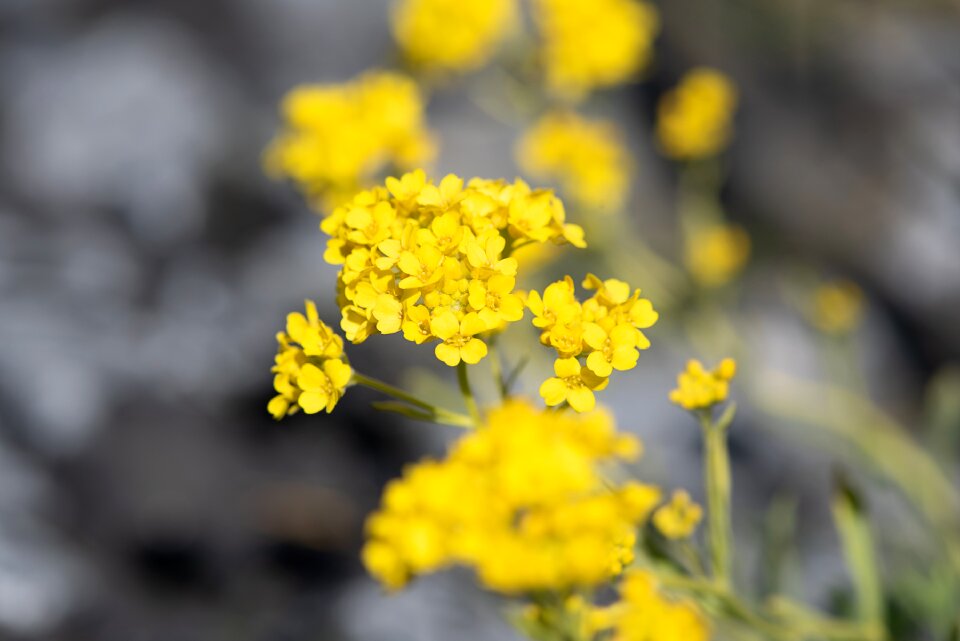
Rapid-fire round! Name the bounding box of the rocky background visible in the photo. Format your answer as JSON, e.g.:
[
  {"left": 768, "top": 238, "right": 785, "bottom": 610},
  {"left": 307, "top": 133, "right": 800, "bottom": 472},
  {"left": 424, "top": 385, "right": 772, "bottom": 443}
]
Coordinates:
[{"left": 0, "top": 0, "right": 958, "bottom": 640}]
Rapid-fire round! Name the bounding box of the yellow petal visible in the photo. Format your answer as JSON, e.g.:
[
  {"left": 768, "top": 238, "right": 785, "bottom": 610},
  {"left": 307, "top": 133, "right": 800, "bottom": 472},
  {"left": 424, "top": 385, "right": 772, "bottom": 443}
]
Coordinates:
[
  {"left": 567, "top": 387, "right": 595, "bottom": 412},
  {"left": 297, "top": 363, "right": 328, "bottom": 391},
  {"left": 460, "top": 312, "right": 487, "bottom": 337},
  {"left": 586, "top": 351, "right": 613, "bottom": 378},
  {"left": 435, "top": 342, "right": 462, "bottom": 367},
  {"left": 554, "top": 357, "right": 580, "bottom": 378},
  {"left": 267, "top": 396, "right": 289, "bottom": 420},
  {"left": 323, "top": 359, "right": 353, "bottom": 389},
  {"left": 298, "top": 390, "right": 328, "bottom": 414},
  {"left": 430, "top": 311, "right": 460, "bottom": 340},
  {"left": 460, "top": 338, "right": 488, "bottom": 364},
  {"left": 539, "top": 377, "right": 567, "bottom": 406}
]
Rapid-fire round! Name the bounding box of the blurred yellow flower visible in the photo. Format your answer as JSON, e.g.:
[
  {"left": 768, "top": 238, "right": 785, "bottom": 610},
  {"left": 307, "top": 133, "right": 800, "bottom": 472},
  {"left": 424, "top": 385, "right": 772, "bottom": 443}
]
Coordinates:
[
  {"left": 392, "top": 0, "right": 517, "bottom": 73},
  {"left": 517, "top": 111, "right": 632, "bottom": 212},
  {"left": 684, "top": 223, "right": 750, "bottom": 288},
  {"left": 533, "top": 0, "right": 659, "bottom": 100},
  {"left": 810, "top": 280, "right": 864, "bottom": 335},
  {"left": 268, "top": 300, "right": 352, "bottom": 419},
  {"left": 669, "top": 358, "right": 736, "bottom": 411},
  {"left": 362, "top": 399, "right": 661, "bottom": 592},
  {"left": 590, "top": 570, "right": 709, "bottom": 641},
  {"left": 658, "top": 68, "right": 737, "bottom": 160},
  {"left": 530, "top": 274, "right": 657, "bottom": 411},
  {"left": 653, "top": 489, "right": 703, "bottom": 539},
  {"left": 321, "top": 170, "right": 585, "bottom": 365},
  {"left": 264, "top": 70, "right": 436, "bottom": 211}
]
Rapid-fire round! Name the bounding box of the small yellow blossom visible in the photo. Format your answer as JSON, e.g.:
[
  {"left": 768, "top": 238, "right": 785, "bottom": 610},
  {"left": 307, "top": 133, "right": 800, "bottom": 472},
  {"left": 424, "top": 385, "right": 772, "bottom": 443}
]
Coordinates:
[
  {"left": 362, "top": 399, "right": 662, "bottom": 593},
  {"left": 530, "top": 274, "right": 657, "bottom": 411},
  {"left": 684, "top": 223, "right": 750, "bottom": 288},
  {"left": 392, "top": 0, "right": 517, "bottom": 73},
  {"left": 321, "top": 170, "right": 585, "bottom": 366},
  {"left": 431, "top": 311, "right": 489, "bottom": 366},
  {"left": 268, "top": 301, "right": 352, "bottom": 419},
  {"left": 591, "top": 570, "right": 709, "bottom": 641},
  {"left": 517, "top": 111, "right": 631, "bottom": 212},
  {"left": 540, "top": 357, "right": 608, "bottom": 412},
  {"left": 653, "top": 490, "right": 703, "bottom": 539},
  {"left": 533, "top": 0, "right": 659, "bottom": 100},
  {"left": 264, "top": 71, "right": 435, "bottom": 211},
  {"left": 669, "top": 358, "right": 737, "bottom": 411},
  {"left": 810, "top": 280, "right": 864, "bottom": 335},
  {"left": 658, "top": 68, "right": 738, "bottom": 160}
]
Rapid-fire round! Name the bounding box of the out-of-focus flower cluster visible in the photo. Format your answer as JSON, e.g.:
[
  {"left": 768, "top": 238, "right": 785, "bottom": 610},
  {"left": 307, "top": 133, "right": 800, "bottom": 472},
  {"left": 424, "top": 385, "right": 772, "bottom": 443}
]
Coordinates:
[
  {"left": 533, "top": 0, "right": 659, "bottom": 100},
  {"left": 684, "top": 222, "right": 751, "bottom": 288},
  {"left": 530, "top": 274, "right": 658, "bottom": 411},
  {"left": 810, "top": 280, "right": 864, "bottom": 335},
  {"left": 517, "top": 111, "right": 631, "bottom": 213},
  {"left": 653, "top": 489, "right": 703, "bottom": 540},
  {"left": 321, "top": 170, "right": 586, "bottom": 366},
  {"left": 268, "top": 301, "right": 353, "bottom": 419},
  {"left": 588, "top": 570, "right": 709, "bottom": 641},
  {"left": 392, "top": 0, "right": 518, "bottom": 73},
  {"left": 669, "top": 358, "right": 737, "bottom": 411},
  {"left": 264, "top": 70, "right": 435, "bottom": 211},
  {"left": 658, "top": 68, "right": 738, "bottom": 160},
  {"left": 361, "top": 399, "right": 661, "bottom": 593}
]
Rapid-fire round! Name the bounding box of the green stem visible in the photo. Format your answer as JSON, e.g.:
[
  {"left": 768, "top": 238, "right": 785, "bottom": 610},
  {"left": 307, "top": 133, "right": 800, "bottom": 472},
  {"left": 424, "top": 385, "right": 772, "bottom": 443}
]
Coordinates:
[
  {"left": 352, "top": 372, "right": 473, "bottom": 428},
  {"left": 700, "top": 408, "right": 734, "bottom": 587},
  {"left": 487, "top": 336, "right": 508, "bottom": 400},
  {"left": 457, "top": 361, "right": 483, "bottom": 426}
]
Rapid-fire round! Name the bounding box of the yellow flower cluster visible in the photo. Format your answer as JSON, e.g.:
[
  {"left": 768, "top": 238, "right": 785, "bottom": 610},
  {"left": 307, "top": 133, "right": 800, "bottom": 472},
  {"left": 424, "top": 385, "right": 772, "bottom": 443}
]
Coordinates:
[
  {"left": 658, "top": 68, "right": 738, "bottom": 160},
  {"left": 653, "top": 490, "right": 703, "bottom": 539},
  {"left": 268, "top": 301, "right": 353, "bottom": 419},
  {"left": 590, "top": 570, "right": 709, "bottom": 641},
  {"left": 810, "top": 280, "right": 864, "bottom": 335},
  {"left": 530, "top": 274, "right": 658, "bottom": 412},
  {"left": 669, "top": 358, "right": 737, "bottom": 411},
  {"left": 533, "top": 0, "right": 659, "bottom": 100},
  {"left": 264, "top": 71, "right": 435, "bottom": 211},
  {"left": 517, "top": 111, "right": 631, "bottom": 213},
  {"left": 685, "top": 222, "right": 750, "bottom": 288},
  {"left": 362, "top": 399, "right": 661, "bottom": 593},
  {"left": 321, "top": 170, "right": 586, "bottom": 366},
  {"left": 392, "top": 0, "right": 517, "bottom": 73}
]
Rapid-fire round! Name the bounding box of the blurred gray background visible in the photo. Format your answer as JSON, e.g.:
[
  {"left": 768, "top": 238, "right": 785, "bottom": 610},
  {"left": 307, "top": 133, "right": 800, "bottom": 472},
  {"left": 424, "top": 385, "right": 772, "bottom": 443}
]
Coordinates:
[{"left": 0, "top": 0, "right": 958, "bottom": 639}]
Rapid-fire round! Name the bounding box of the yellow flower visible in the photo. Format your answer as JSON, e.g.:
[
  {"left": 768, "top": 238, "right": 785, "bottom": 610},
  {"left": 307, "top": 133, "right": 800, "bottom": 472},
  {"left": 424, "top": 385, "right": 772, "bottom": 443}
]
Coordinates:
[
  {"left": 583, "top": 322, "right": 641, "bottom": 377},
  {"left": 810, "top": 280, "right": 864, "bottom": 335},
  {"left": 684, "top": 223, "right": 750, "bottom": 288},
  {"left": 265, "top": 71, "right": 435, "bottom": 211},
  {"left": 669, "top": 358, "right": 737, "bottom": 411},
  {"left": 527, "top": 276, "right": 580, "bottom": 331},
  {"left": 468, "top": 275, "right": 525, "bottom": 328},
  {"left": 517, "top": 111, "right": 631, "bottom": 212},
  {"left": 533, "top": 0, "right": 659, "bottom": 101},
  {"left": 653, "top": 490, "right": 703, "bottom": 539},
  {"left": 431, "top": 311, "right": 489, "bottom": 366},
  {"left": 658, "top": 68, "right": 737, "bottom": 160},
  {"left": 319, "top": 171, "right": 585, "bottom": 365},
  {"left": 296, "top": 359, "right": 354, "bottom": 414},
  {"left": 362, "top": 399, "right": 662, "bottom": 593},
  {"left": 540, "top": 357, "right": 608, "bottom": 412},
  {"left": 268, "top": 301, "right": 352, "bottom": 419},
  {"left": 392, "top": 0, "right": 517, "bottom": 73},
  {"left": 595, "top": 570, "right": 709, "bottom": 641},
  {"left": 531, "top": 274, "right": 657, "bottom": 411}
]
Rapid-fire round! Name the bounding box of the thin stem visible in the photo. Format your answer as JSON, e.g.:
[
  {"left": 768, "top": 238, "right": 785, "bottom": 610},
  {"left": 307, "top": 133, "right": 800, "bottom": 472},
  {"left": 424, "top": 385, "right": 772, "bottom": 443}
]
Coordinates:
[
  {"left": 352, "top": 372, "right": 473, "bottom": 428},
  {"left": 700, "top": 408, "right": 734, "bottom": 587},
  {"left": 487, "top": 334, "right": 508, "bottom": 400},
  {"left": 457, "top": 361, "right": 483, "bottom": 426}
]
